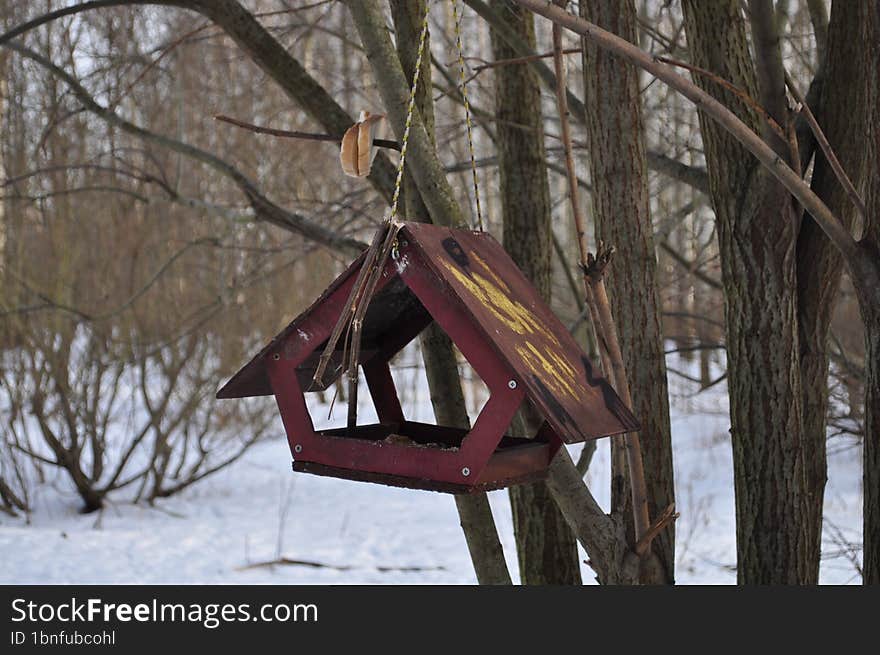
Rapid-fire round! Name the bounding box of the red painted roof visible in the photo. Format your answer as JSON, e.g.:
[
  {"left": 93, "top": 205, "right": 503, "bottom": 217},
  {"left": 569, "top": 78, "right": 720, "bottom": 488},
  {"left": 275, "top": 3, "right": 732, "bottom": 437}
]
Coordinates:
[{"left": 217, "top": 222, "right": 638, "bottom": 443}]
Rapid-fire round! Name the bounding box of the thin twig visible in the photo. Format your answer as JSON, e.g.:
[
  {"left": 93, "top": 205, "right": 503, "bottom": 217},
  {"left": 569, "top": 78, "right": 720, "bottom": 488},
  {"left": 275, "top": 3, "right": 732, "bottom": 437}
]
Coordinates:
[
  {"left": 635, "top": 503, "right": 679, "bottom": 557},
  {"left": 213, "top": 114, "right": 401, "bottom": 151},
  {"left": 549, "top": 4, "right": 652, "bottom": 549},
  {"left": 659, "top": 240, "right": 722, "bottom": 290},
  {"left": 655, "top": 55, "right": 788, "bottom": 143},
  {"left": 784, "top": 72, "right": 868, "bottom": 222},
  {"left": 113, "top": 4, "right": 333, "bottom": 107},
  {"left": 472, "top": 47, "right": 581, "bottom": 72}
]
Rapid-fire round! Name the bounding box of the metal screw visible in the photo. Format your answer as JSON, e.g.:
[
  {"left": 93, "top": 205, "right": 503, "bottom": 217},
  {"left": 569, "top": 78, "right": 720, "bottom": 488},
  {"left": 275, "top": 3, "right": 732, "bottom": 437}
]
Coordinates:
[
  {"left": 508, "top": 379, "right": 517, "bottom": 389},
  {"left": 272, "top": 353, "right": 280, "bottom": 361},
  {"left": 294, "top": 444, "right": 303, "bottom": 454},
  {"left": 461, "top": 467, "right": 470, "bottom": 477}
]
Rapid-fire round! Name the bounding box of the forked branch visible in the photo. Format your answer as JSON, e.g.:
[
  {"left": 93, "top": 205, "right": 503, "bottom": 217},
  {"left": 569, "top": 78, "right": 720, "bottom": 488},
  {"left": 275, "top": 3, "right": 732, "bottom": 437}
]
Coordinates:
[{"left": 547, "top": 3, "right": 653, "bottom": 552}]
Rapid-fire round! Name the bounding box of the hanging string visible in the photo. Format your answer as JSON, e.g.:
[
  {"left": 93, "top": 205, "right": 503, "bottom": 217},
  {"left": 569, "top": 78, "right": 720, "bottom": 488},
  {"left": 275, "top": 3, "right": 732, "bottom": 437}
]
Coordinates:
[
  {"left": 389, "top": 0, "right": 432, "bottom": 222},
  {"left": 451, "top": 0, "right": 484, "bottom": 231},
  {"left": 313, "top": 0, "right": 432, "bottom": 430}
]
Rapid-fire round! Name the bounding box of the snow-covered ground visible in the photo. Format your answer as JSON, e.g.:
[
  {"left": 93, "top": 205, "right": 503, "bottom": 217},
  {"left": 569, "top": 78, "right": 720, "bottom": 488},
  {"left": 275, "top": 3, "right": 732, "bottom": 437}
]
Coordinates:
[{"left": 0, "top": 351, "right": 863, "bottom": 584}]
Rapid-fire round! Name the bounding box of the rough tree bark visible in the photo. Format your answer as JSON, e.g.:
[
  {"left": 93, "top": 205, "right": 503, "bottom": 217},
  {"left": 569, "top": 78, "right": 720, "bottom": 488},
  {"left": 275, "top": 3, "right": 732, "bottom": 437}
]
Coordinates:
[
  {"left": 862, "top": 0, "right": 880, "bottom": 585},
  {"left": 490, "top": 0, "right": 581, "bottom": 585},
  {"left": 796, "top": 1, "right": 876, "bottom": 580},
  {"left": 681, "top": 0, "right": 812, "bottom": 584},
  {"left": 863, "top": 279, "right": 880, "bottom": 584},
  {"left": 579, "top": 0, "right": 675, "bottom": 584}
]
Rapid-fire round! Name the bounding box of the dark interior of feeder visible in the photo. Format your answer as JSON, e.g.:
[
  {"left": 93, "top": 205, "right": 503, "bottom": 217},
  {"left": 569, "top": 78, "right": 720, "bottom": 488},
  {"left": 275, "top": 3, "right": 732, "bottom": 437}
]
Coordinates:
[
  {"left": 296, "top": 277, "right": 547, "bottom": 453},
  {"left": 319, "top": 422, "right": 551, "bottom": 453},
  {"left": 294, "top": 276, "right": 432, "bottom": 391}
]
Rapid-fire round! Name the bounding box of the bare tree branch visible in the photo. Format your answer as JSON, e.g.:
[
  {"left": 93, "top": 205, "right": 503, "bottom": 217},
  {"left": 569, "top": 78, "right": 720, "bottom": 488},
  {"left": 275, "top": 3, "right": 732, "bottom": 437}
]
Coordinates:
[
  {"left": 659, "top": 241, "right": 722, "bottom": 290},
  {"left": 0, "top": 0, "right": 398, "bottom": 201},
  {"left": 646, "top": 151, "right": 709, "bottom": 195},
  {"left": 785, "top": 73, "right": 868, "bottom": 223},
  {"left": 214, "top": 114, "right": 401, "bottom": 151},
  {"left": 3, "top": 41, "right": 366, "bottom": 256},
  {"left": 512, "top": 0, "right": 861, "bottom": 265},
  {"left": 465, "top": 0, "right": 710, "bottom": 195}
]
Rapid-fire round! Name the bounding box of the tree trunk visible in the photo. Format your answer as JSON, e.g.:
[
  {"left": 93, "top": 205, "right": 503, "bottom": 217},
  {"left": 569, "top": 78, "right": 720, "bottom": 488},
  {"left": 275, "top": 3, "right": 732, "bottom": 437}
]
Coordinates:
[
  {"left": 579, "top": 0, "right": 675, "bottom": 583},
  {"left": 682, "top": 0, "right": 812, "bottom": 583},
  {"left": 862, "top": 2, "right": 880, "bottom": 583},
  {"left": 796, "top": 0, "right": 876, "bottom": 582},
  {"left": 390, "top": 0, "right": 512, "bottom": 585},
  {"left": 489, "top": 0, "right": 581, "bottom": 585},
  {"left": 862, "top": 281, "right": 880, "bottom": 584}
]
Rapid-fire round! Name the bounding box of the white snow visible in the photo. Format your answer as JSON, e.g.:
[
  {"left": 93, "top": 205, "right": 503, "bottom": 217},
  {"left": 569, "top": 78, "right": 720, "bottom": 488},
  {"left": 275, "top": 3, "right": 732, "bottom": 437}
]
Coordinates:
[{"left": 0, "top": 350, "right": 863, "bottom": 584}]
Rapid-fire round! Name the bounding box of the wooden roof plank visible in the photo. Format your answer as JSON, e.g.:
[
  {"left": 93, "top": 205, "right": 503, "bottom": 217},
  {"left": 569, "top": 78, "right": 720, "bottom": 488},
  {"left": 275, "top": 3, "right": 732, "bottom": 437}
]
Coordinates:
[{"left": 401, "top": 223, "right": 638, "bottom": 443}]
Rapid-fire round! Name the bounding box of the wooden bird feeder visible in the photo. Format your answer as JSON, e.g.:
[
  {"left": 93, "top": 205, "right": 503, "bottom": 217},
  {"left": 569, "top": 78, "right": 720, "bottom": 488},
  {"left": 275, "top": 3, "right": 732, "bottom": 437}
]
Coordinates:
[{"left": 217, "top": 222, "right": 638, "bottom": 493}]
